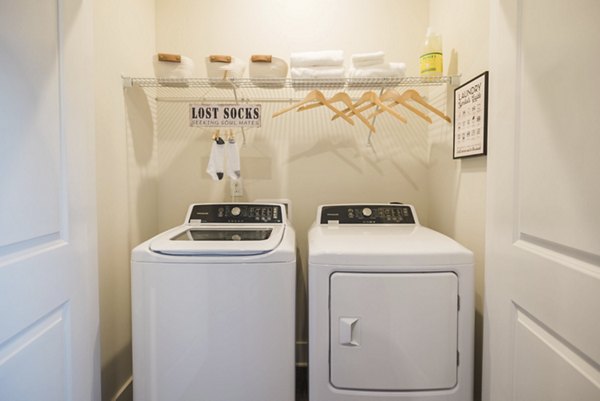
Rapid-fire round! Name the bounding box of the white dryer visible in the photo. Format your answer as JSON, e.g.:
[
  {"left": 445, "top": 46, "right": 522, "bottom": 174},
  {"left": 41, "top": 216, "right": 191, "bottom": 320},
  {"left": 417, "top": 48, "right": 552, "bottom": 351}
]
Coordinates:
[
  {"left": 308, "top": 204, "right": 474, "bottom": 401},
  {"left": 131, "top": 203, "right": 296, "bottom": 401}
]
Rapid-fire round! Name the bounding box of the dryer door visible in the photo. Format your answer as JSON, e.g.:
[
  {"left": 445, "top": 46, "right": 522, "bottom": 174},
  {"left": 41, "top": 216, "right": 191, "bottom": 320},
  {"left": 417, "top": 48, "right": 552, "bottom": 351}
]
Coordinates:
[{"left": 330, "top": 272, "right": 458, "bottom": 391}]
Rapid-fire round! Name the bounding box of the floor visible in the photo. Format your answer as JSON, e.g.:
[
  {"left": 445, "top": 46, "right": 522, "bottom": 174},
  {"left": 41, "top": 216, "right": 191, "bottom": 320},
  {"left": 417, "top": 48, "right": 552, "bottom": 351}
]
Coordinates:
[{"left": 296, "top": 365, "right": 308, "bottom": 401}]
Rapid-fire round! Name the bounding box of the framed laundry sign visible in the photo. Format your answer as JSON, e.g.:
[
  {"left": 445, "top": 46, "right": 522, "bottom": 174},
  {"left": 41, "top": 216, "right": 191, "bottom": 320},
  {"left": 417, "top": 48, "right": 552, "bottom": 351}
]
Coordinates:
[
  {"left": 190, "top": 104, "right": 261, "bottom": 127},
  {"left": 453, "top": 71, "right": 488, "bottom": 158}
]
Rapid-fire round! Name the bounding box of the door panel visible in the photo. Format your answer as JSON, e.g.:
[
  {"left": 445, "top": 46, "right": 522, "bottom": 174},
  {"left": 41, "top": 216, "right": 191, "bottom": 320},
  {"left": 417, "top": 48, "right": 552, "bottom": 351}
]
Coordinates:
[
  {"left": 484, "top": 1, "right": 600, "bottom": 400},
  {"left": 0, "top": 0, "right": 100, "bottom": 400},
  {"left": 517, "top": 0, "right": 600, "bottom": 255},
  {"left": 0, "top": 0, "right": 62, "bottom": 248},
  {"left": 513, "top": 307, "right": 600, "bottom": 401},
  {"left": 0, "top": 306, "right": 68, "bottom": 401}
]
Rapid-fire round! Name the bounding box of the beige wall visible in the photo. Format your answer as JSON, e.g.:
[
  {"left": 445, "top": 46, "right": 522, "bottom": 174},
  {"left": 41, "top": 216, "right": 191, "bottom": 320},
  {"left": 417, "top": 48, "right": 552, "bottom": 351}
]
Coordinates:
[
  {"left": 428, "top": 1, "right": 489, "bottom": 399},
  {"left": 94, "top": 0, "right": 155, "bottom": 400},
  {"left": 154, "top": 0, "right": 432, "bottom": 230},
  {"left": 152, "top": 0, "right": 431, "bottom": 353},
  {"left": 156, "top": 0, "right": 428, "bottom": 77},
  {"left": 95, "top": 0, "right": 489, "bottom": 399}
]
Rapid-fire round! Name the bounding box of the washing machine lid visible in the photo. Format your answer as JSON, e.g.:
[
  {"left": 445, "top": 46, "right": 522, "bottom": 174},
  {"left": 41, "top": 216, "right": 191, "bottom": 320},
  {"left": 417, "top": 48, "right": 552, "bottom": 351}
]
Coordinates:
[
  {"left": 309, "top": 204, "right": 473, "bottom": 266},
  {"left": 149, "top": 203, "right": 288, "bottom": 256}
]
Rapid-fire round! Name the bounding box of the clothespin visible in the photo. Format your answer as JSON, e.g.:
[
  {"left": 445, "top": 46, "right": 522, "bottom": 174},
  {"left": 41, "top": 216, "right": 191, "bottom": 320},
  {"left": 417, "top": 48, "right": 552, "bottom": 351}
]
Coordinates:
[{"left": 212, "top": 129, "right": 224, "bottom": 144}]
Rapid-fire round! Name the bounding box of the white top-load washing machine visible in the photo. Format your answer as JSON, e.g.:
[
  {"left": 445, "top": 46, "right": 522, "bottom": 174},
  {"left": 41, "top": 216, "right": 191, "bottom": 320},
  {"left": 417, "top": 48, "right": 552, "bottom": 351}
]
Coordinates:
[
  {"left": 308, "top": 204, "right": 474, "bottom": 401},
  {"left": 131, "top": 203, "right": 296, "bottom": 401}
]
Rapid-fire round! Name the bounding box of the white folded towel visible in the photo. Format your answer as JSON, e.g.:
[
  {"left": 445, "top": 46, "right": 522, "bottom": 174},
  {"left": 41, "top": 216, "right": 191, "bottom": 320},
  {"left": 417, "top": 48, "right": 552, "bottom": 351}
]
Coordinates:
[
  {"left": 290, "top": 50, "right": 344, "bottom": 67},
  {"left": 348, "top": 62, "right": 406, "bottom": 79},
  {"left": 351, "top": 51, "right": 385, "bottom": 68},
  {"left": 290, "top": 66, "right": 346, "bottom": 79}
]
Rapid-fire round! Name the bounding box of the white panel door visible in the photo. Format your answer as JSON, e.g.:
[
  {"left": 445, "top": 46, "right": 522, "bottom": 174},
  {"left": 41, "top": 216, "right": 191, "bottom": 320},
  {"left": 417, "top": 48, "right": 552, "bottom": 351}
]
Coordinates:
[
  {"left": 484, "top": 1, "right": 600, "bottom": 400},
  {"left": 330, "top": 272, "right": 458, "bottom": 391},
  {"left": 0, "top": 0, "right": 100, "bottom": 400}
]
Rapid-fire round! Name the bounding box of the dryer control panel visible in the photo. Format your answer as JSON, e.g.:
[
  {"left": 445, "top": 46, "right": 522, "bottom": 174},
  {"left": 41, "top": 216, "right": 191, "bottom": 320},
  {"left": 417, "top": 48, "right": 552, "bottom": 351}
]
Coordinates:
[
  {"left": 320, "top": 204, "right": 416, "bottom": 224},
  {"left": 187, "top": 203, "right": 284, "bottom": 224}
]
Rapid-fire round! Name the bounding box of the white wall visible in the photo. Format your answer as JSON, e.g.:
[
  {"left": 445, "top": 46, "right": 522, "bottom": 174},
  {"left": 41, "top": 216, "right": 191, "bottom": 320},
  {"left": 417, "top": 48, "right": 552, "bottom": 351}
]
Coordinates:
[
  {"left": 428, "top": 1, "right": 489, "bottom": 399},
  {"left": 94, "top": 0, "right": 155, "bottom": 400}
]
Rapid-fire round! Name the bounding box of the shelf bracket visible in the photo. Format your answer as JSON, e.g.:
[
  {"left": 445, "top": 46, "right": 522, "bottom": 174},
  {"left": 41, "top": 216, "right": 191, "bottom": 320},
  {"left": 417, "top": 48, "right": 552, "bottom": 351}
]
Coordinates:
[
  {"left": 122, "top": 76, "right": 133, "bottom": 88},
  {"left": 450, "top": 75, "right": 461, "bottom": 86}
]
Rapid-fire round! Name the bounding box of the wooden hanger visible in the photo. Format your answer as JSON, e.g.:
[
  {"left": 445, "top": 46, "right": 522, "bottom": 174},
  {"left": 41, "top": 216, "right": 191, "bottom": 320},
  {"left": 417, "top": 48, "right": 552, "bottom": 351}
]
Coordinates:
[
  {"left": 329, "top": 92, "right": 376, "bottom": 131},
  {"left": 350, "top": 91, "right": 408, "bottom": 123},
  {"left": 272, "top": 90, "right": 354, "bottom": 124},
  {"left": 368, "top": 89, "right": 433, "bottom": 123},
  {"left": 298, "top": 92, "right": 376, "bottom": 131},
  {"left": 272, "top": 90, "right": 322, "bottom": 117},
  {"left": 333, "top": 91, "right": 409, "bottom": 124},
  {"left": 401, "top": 89, "right": 452, "bottom": 123},
  {"left": 333, "top": 101, "right": 377, "bottom": 121}
]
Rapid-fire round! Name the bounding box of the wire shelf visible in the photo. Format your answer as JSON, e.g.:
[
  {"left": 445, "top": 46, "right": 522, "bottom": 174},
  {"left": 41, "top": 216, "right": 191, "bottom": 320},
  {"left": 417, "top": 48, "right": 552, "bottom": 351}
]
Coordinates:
[
  {"left": 122, "top": 76, "right": 459, "bottom": 105},
  {"left": 125, "top": 76, "right": 456, "bottom": 90}
]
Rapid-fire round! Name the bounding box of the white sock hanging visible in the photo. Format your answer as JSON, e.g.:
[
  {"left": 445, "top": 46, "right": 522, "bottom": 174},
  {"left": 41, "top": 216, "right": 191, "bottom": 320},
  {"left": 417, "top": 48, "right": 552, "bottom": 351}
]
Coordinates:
[
  {"left": 225, "top": 130, "right": 241, "bottom": 180},
  {"left": 206, "top": 132, "right": 225, "bottom": 181}
]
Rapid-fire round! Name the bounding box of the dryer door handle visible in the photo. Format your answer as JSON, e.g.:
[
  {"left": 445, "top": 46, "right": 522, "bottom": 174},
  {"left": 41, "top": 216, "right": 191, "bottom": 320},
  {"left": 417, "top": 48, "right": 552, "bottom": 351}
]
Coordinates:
[{"left": 339, "top": 317, "right": 359, "bottom": 346}]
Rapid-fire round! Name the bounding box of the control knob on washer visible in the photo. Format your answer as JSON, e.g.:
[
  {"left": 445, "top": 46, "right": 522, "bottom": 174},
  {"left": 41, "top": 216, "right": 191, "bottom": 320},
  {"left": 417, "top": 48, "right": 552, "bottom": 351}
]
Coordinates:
[
  {"left": 231, "top": 207, "right": 241, "bottom": 217},
  {"left": 362, "top": 207, "right": 373, "bottom": 217}
]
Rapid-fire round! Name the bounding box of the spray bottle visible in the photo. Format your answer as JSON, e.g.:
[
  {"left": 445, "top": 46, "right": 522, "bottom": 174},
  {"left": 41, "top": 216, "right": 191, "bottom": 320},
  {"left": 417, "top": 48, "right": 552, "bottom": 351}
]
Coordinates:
[{"left": 419, "top": 27, "right": 443, "bottom": 76}]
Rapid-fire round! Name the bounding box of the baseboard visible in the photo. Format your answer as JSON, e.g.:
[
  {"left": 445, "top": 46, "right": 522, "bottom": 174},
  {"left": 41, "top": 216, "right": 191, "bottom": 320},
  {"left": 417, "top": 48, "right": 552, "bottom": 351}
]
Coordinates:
[{"left": 111, "top": 376, "right": 133, "bottom": 401}]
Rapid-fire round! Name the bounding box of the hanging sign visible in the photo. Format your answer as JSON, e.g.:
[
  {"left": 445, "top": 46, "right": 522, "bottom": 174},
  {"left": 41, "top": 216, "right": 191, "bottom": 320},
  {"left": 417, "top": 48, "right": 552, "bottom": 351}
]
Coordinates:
[
  {"left": 453, "top": 71, "right": 488, "bottom": 158},
  {"left": 189, "top": 104, "right": 261, "bottom": 128}
]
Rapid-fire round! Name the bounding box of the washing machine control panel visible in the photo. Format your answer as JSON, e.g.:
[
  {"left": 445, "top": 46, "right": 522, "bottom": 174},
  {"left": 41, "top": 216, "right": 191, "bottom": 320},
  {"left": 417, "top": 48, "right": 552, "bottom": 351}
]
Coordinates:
[
  {"left": 320, "top": 204, "right": 415, "bottom": 224},
  {"left": 188, "top": 204, "right": 283, "bottom": 224}
]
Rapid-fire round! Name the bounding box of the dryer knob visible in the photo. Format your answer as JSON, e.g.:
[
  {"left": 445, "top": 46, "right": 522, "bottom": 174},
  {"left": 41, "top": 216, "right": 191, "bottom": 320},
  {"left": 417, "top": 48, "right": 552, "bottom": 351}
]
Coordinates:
[
  {"left": 231, "top": 207, "right": 241, "bottom": 216},
  {"left": 362, "top": 207, "right": 373, "bottom": 217}
]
